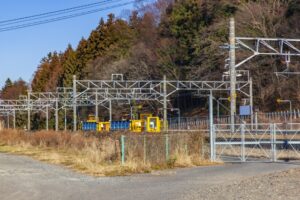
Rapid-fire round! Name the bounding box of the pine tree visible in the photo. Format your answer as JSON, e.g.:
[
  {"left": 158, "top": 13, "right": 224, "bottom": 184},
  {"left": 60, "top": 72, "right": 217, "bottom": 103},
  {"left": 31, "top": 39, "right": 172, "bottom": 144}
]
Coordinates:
[
  {"left": 61, "top": 44, "right": 78, "bottom": 87},
  {"left": 4, "top": 78, "right": 12, "bottom": 88}
]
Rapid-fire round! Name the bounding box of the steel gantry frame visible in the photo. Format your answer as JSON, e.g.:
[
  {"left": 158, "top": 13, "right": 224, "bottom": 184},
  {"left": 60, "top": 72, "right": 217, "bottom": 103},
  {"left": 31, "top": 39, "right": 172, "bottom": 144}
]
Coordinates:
[
  {"left": 0, "top": 98, "right": 57, "bottom": 131},
  {"left": 227, "top": 17, "right": 300, "bottom": 132},
  {"left": 0, "top": 88, "right": 110, "bottom": 131},
  {"left": 0, "top": 110, "right": 15, "bottom": 129},
  {"left": 72, "top": 75, "right": 252, "bottom": 132},
  {"left": 235, "top": 37, "right": 300, "bottom": 68},
  {"left": 0, "top": 80, "right": 175, "bottom": 131}
]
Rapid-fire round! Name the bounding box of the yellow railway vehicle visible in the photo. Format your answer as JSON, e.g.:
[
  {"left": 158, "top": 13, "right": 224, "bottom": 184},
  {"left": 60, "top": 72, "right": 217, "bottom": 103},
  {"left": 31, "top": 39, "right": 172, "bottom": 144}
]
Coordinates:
[
  {"left": 82, "top": 113, "right": 161, "bottom": 133},
  {"left": 98, "top": 122, "right": 110, "bottom": 132},
  {"left": 130, "top": 116, "right": 161, "bottom": 133},
  {"left": 130, "top": 120, "right": 143, "bottom": 133},
  {"left": 146, "top": 117, "right": 161, "bottom": 133}
]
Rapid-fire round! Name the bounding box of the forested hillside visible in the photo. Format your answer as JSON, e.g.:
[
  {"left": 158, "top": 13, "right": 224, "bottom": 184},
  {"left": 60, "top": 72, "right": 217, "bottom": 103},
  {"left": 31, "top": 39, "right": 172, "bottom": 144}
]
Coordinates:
[{"left": 2, "top": 0, "right": 300, "bottom": 113}]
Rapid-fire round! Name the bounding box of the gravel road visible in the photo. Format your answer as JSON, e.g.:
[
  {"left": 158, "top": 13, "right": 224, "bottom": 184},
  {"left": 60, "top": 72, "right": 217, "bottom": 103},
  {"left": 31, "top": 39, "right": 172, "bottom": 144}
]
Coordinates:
[
  {"left": 184, "top": 165, "right": 300, "bottom": 200},
  {"left": 0, "top": 153, "right": 299, "bottom": 200}
]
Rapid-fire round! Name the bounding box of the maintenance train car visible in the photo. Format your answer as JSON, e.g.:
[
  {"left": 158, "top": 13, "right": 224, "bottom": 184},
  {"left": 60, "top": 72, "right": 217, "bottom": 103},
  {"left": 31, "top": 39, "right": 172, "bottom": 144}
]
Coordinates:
[{"left": 81, "top": 114, "right": 161, "bottom": 133}]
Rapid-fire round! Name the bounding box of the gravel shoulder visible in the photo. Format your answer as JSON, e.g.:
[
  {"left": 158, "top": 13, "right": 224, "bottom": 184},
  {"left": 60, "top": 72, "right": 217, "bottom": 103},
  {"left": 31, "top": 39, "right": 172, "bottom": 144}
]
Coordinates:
[
  {"left": 184, "top": 165, "right": 300, "bottom": 200},
  {"left": 0, "top": 153, "right": 299, "bottom": 200}
]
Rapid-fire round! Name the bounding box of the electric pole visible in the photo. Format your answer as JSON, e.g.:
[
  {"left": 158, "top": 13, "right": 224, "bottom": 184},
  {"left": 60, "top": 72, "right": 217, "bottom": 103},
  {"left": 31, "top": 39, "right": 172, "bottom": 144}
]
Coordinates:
[{"left": 229, "top": 17, "right": 237, "bottom": 132}]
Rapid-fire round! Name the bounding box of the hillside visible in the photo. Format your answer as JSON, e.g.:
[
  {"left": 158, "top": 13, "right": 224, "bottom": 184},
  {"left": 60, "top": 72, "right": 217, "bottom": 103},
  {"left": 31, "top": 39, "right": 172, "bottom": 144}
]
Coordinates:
[{"left": 2, "top": 0, "right": 300, "bottom": 114}]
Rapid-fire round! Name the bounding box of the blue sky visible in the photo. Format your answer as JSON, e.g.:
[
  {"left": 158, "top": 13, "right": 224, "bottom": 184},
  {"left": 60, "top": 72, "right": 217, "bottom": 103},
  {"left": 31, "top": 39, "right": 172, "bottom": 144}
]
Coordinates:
[{"left": 0, "top": 0, "right": 137, "bottom": 88}]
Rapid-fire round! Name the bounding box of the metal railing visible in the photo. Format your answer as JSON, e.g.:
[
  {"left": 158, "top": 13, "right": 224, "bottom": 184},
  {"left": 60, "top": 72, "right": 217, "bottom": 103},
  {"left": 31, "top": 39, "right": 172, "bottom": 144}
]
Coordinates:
[{"left": 213, "top": 123, "right": 300, "bottom": 163}]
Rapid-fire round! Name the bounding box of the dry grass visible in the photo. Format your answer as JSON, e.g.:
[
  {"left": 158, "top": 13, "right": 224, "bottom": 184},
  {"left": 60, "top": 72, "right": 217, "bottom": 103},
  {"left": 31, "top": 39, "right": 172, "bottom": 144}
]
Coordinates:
[{"left": 0, "top": 129, "right": 213, "bottom": 176}]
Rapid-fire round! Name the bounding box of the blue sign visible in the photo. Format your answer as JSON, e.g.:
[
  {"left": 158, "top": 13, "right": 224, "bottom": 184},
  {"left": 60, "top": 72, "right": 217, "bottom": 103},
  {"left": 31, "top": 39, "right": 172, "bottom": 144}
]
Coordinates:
[{"left": 240, "top": 106, "right": 251, "bottom": 116}]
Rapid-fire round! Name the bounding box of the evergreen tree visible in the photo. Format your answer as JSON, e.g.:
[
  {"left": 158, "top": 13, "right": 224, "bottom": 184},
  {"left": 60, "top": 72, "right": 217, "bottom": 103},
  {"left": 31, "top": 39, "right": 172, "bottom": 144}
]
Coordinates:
[{"left": 61, "top": 44, "right": 78, "bottom": 87}]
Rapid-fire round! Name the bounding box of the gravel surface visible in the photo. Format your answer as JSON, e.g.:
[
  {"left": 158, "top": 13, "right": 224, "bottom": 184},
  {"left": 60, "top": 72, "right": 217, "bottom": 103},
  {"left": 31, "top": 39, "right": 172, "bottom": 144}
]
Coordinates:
[
  {"left": 0, "top": 153, "right": 300, "bottom": 200},
  {"left": 184, "top": 166, "right": 300, "bottom": 200}
]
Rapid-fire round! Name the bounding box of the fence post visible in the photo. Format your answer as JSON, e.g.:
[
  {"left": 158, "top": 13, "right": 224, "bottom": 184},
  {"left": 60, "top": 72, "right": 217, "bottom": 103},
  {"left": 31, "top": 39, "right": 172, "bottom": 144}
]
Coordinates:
[
  {"left": 213, "top": 125, "right": 216, "bottom": 161},
  {"left": 165, "top": 134, "right": 169, "bottom": 161},
  {"left": 121, "top": 135, "right": 125, "bottom": 165},
  {"left": 284, "top": 111, "right": 287, "bottom": 124},
  {"left": 270, "top": 124, "right": 277, "bottom": 162},
  {"left": 241, "top": 123, "right": 246, "bottom": 162}
]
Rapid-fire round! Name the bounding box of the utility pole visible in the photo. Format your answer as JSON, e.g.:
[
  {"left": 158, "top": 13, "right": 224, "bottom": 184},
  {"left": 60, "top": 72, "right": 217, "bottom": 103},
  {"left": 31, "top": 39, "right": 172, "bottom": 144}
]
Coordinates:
[
  {"left": 73, "top": 75, "right": 77, "bottom": 132},
  {"left": 27, "top": 89, "right": 31, "bottom": 131},
  {"left": 130, "top": 102, "right": 133, "bottom": 120},
  {"left": 163, "top": 75, "right": 168, "bottom": 132},
  {"left": 109, "top": 99, "right": 112, "bottom": 122},
  {"left": 209, "top": 90, "right": 215, "bottom": 161},
  {"left": 64, "top": 108, "right": 67, "bottom": 131},
  {"left": 229, "top": 17, "right": 237, "bottom": 132},
  {"left": 13, "top": 110, "right": 16, "bottom": 129},
  {"left": 250, "top": 77, "right": 254, "bottom": 130},
  {"left": 46, "top": 105, "right": 49, "bottom": 131},
  {"left": 95, "top": 90, "right": 99, "bottom": 122}
]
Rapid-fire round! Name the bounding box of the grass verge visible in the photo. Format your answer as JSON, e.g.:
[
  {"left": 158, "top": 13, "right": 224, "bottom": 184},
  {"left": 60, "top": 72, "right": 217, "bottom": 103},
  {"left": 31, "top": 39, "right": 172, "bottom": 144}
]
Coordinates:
[{"left": 0, "top": 129, "right": 216, "bottom": 176}]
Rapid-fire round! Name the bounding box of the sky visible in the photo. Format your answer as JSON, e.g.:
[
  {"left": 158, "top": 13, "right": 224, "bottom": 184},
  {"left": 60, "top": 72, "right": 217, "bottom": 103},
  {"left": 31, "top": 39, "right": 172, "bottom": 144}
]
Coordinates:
[{"left": 0, "top": 0, "right": 137, "bottom": 88}]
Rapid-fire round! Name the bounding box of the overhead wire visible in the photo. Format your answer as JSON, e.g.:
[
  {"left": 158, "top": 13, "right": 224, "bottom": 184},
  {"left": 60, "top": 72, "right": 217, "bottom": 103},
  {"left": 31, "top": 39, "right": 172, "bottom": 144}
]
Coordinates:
[
  {"left": 0, "top": 0, "right": 147, "bottom": 32},
  {"left": 0, "top": 0, "right": 123, "bottom": 26}
]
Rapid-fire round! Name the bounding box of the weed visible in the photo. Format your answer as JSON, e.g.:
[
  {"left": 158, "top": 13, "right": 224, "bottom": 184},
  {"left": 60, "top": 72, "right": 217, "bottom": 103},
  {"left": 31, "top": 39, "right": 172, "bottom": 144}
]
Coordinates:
[{"left": 0, "top": 129, "right": 213, "bottom": 176}]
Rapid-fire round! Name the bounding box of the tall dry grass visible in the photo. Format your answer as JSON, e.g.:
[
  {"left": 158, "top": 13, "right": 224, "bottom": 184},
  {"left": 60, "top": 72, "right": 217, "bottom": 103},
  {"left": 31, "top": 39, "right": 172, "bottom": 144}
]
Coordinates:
[
  {"left": 122, "top": 131, "right": 210, "bottom": 169},
  {"left": 0, "top": 129, "right": 211, "bottom": 176}
]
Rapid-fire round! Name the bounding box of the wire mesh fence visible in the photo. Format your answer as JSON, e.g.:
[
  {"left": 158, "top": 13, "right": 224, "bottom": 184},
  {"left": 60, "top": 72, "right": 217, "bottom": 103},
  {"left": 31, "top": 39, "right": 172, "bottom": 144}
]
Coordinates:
[
  {"left": 122, "top": 132, "right": 210, "bottom": 167},
  {"left": 214, "top": 123, "right": 300, "bottom": 163}
]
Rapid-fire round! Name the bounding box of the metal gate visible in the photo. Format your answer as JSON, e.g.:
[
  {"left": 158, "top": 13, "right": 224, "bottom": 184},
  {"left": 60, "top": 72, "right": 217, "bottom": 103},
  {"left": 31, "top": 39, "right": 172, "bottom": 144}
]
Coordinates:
[{"left": 213, "top": 123, "right": 300, "bottom": 162}]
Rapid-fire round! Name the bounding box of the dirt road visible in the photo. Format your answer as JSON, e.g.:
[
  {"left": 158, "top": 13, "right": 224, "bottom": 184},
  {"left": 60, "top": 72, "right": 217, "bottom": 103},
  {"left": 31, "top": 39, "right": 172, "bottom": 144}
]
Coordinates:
[{"left": 0, "top": 153, "right": 299, "bottom": 200}]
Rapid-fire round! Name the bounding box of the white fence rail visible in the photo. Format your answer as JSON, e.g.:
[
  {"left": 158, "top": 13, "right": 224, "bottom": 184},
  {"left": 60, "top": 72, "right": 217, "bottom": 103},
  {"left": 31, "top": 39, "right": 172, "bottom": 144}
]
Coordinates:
[{"left": 213, "top": 123, "right": 300, "bottom": 163}]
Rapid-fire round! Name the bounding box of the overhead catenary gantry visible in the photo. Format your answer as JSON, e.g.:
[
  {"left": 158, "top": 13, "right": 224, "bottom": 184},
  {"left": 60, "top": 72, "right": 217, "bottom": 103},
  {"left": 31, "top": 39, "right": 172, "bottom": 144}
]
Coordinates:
[
  {"left": 0, "top": 110, "right": 15, "bottom": 129},
  {"left": 235, "top": 37, "right": 300, "bottom": 68},
  {"left": 0, "top": 82, "right": 168, "bottom": 131},
  {"left": 226, "top": 17, "right": 300, "bottom": 132},
  {"left": 0, "top": 88, "right": 108, "bottom": 131},
  {"left": 72, "top": 75, "right": 252, "bottom": 131},
  {"left": 0, "top": 98, "right": 57, "bottom": 131}
]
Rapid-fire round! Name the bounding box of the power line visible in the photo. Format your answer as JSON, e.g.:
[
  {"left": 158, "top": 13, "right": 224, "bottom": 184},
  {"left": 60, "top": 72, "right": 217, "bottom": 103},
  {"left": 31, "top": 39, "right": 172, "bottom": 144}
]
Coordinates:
[
  {"left": 0, "top": 0, "right": 146, "bottom": 32},
  {"left": 0, "top": 0, "right": 123, "bottom": 27},
  {"left": 0, "top": 0, "right": 121, "bottom": 24}
]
